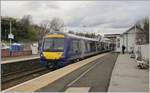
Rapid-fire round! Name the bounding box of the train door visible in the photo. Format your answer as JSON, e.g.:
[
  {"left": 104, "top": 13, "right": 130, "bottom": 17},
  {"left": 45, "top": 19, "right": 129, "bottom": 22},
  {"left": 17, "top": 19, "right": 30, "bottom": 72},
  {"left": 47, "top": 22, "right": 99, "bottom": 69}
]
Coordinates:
[
  {"left": 86, "top": 41, "right": 91, "bottom": 53},
  {"left": 89, "top": 41, "right": 96, "bottom": 52},
  {"left": 80, "top": 40, "right": 86, "bottom": 58},
  {"left": 68, "top": 39, "right": 81, "bottom": 59}
]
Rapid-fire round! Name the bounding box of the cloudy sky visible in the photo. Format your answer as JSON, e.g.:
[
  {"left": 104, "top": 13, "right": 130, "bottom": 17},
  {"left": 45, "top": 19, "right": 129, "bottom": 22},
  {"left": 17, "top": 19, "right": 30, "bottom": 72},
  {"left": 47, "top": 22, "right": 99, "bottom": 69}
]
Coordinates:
[{"left": 1, "top": 1, "right": 150, "bottom": 35}]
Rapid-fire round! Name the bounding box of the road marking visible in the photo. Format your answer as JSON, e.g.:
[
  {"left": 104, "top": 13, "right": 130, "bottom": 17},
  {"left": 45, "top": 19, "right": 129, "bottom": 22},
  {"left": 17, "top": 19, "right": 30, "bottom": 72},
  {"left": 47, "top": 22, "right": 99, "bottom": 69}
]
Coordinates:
[
  {"left": 65, "top": 87, "right": 90, "bottom": 92},
  {"left": 67, "top": 60, "right": 100, "bottom": 87}
]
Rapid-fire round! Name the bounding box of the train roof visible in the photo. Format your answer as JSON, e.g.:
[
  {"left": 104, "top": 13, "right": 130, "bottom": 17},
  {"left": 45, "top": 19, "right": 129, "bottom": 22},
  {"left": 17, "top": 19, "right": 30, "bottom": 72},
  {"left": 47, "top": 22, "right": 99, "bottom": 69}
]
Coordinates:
[
  {"left": 47, "top": 31, "right": 99, "bottom": 42},
  {"left": 66, "top": 33, "right": 99, "bottom": 41}
]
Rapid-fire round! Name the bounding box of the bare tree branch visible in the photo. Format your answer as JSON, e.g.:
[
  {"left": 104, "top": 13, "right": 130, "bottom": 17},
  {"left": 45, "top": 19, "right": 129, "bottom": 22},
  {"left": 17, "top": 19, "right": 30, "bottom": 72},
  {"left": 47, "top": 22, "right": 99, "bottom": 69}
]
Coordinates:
[{"left": 49, "top": 17, "right": 64, "bottom": 32}]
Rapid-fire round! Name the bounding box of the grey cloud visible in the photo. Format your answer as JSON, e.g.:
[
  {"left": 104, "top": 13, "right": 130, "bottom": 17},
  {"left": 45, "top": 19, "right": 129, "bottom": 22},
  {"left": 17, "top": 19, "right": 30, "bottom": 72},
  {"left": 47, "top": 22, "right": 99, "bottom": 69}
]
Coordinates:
[
  {"left": 23, "top": 1, "right": 60, "bottom": 12},
  {"left": 1, "top": 1, "right": 150, "bottom": 34},
  {"left": 23, "top": 1, "right": 43, "bottom": 11},
  {"left": 66, "top": 1, "right": 150, "bottom": 32}
]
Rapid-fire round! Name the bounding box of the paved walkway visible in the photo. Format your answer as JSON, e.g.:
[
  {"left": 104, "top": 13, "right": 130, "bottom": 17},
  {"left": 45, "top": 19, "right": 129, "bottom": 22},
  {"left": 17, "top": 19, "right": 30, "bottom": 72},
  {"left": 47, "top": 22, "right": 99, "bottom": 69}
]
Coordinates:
[
  {"left": 108, "top": 54, "right": 149, "bottom": 92},
  {"left": 35, "top": 52, "right": 118, "bottom": 92}
]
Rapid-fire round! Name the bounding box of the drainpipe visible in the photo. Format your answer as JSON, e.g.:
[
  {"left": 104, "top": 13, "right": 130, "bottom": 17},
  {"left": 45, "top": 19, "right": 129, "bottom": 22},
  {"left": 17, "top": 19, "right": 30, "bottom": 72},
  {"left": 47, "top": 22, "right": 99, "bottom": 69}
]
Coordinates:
[{"left": 126, "top": 33, "right": 128, "bottom": 53}]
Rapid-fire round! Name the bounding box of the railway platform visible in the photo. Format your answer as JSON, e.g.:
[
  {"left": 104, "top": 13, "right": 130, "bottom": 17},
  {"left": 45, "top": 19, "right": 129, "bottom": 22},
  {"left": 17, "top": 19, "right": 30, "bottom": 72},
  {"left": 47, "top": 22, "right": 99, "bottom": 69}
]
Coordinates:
[
  {"left": 1, "top": 54, "right": 39, "bottom": 64},
  {"left": 108, "top": 54, "right": 149, "bottom": 92},
  {"left": 3, "top": 52, "right": 116, "bottom": 92},
  {"left": 1, "top": 54, "right": 40, "bottom": 78},
  {"left": 2, "top": 52, "right": 149, "bottom": 92}
]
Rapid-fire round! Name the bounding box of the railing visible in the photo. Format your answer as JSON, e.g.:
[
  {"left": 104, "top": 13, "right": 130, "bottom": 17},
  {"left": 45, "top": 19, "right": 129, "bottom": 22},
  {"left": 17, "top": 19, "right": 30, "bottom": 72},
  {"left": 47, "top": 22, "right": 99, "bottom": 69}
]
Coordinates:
[{"left": 135, "top": 44, "right": 149, "bottom": 61}]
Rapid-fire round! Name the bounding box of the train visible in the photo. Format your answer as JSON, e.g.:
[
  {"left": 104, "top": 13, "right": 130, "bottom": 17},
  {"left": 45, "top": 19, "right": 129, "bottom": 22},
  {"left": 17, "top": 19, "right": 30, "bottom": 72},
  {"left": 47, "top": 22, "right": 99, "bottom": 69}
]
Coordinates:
[{"left": 40, "top": 32, "right": 111, "bottom": 69}]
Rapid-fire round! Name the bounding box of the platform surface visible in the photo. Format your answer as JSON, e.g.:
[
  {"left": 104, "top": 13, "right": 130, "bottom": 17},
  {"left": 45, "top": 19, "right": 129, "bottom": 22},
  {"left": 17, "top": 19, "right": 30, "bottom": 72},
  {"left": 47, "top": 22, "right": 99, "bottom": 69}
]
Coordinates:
[
  {"left": 3, "top": 53, "right": 109, "bottom": 92},
  {"left": 1, "top": 54, "right": 39, "bottom": 64},
  {"left": 36, "top": 52, "right": 118, "bottom": 92},
  {"left": 108, "top": 54, "right": 149, "bottom": 92}
]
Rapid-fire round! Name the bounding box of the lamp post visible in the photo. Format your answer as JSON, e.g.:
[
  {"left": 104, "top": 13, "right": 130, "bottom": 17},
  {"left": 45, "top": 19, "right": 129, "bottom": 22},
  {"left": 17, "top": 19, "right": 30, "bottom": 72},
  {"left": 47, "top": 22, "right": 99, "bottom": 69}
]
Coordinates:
[
  {"left": 8, "top": 21, "right": 14, "bottom": 46},
  {"left": 8, "top": 20, "right": 14, "bottom": 56},
  {"left": 9, "top": 21, "right": 12, "bottom": 47}
]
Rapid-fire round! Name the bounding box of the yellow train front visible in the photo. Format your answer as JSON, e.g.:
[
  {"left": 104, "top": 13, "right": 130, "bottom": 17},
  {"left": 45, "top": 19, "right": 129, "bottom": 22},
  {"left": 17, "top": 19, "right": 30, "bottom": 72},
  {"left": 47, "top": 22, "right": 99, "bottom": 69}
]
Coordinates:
[
  {"left": 40, "top": 32, "right": 67, "bottom": 68},
  {"left": 40, "top": 32, "right": 111, "bottom": 69}
]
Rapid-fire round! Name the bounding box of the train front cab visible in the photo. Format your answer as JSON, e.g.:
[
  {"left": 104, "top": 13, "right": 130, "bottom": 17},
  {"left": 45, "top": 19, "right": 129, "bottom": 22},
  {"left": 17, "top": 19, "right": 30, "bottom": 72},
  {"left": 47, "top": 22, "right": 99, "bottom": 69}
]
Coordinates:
[{"left": 40, "top": 34, "right": 68, "bottom": 68}]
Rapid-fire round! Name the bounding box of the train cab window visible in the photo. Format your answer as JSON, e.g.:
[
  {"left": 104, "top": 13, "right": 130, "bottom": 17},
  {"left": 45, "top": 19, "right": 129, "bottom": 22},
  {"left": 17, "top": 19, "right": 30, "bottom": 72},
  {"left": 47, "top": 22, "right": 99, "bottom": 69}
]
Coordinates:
[{"left": 43, "top": 38, "right": 64, "bottom": 52}]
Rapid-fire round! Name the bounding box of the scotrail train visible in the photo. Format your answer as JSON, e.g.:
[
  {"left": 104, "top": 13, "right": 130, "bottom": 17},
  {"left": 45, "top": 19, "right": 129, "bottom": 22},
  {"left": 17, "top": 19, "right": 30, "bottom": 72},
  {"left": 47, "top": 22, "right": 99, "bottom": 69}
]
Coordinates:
[{"left": 40, "top": 32, "right": 112, "bottom": 69}]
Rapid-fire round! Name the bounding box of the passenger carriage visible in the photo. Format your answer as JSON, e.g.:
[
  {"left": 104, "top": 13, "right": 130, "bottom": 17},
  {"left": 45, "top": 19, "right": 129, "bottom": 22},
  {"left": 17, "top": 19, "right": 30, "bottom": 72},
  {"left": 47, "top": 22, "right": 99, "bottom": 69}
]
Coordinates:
[{"left": 40, "top": 32, "right": 108, "bottom": 69}]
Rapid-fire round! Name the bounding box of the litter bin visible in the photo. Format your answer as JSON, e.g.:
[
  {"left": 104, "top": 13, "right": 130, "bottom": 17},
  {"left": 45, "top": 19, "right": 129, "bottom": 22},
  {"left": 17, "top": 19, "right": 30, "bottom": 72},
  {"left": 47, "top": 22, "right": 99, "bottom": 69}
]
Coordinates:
[{"left": 30, "top": 43, "right": 38, "bottom": 54}]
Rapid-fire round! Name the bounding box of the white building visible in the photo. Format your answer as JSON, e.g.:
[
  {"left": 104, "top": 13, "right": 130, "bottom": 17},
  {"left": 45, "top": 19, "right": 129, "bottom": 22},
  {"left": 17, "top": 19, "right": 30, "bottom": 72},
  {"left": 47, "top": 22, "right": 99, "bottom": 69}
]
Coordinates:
[
  {"left": 116, "top": 25, "right": 143, "bottom": 53},
  {"left": 116, "top": 24, "right": 149, "bottom": 68}
]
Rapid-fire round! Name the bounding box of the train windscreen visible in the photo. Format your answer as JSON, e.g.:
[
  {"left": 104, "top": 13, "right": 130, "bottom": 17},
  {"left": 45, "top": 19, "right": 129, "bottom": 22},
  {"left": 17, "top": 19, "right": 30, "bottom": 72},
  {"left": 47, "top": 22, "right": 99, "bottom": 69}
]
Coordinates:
[{"left": 43, "top": 38, "right": 64, "bottom": 52}]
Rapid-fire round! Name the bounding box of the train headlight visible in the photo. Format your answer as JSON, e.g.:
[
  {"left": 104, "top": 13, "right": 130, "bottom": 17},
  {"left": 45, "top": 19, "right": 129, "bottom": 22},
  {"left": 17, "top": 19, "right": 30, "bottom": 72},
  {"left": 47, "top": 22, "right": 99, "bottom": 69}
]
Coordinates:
[
  {"left": 60, "top": 53, "right": 65, "bottom": 58},
  {"left": 40, "top": 53, "right": 44, "bottom": 57}
]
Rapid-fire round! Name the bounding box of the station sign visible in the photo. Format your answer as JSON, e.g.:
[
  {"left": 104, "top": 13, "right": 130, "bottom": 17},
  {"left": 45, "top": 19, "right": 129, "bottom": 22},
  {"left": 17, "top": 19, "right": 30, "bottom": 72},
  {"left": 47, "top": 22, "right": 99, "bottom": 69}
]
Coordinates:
[{"left": 8, "top": 33, "right": 14, "bottom": 39}]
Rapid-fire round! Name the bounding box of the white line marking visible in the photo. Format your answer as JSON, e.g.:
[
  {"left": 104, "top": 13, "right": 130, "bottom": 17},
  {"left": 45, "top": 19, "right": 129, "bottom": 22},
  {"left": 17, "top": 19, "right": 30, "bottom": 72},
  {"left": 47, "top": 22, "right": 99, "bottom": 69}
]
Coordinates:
[
  {"left": 65, "top": 87, "right": 90, "bottom": 92},
  {"left": 3, "top": 53, "right": 108, "bottom": 92},
  {"left": 67, "top": 61, "right": 100, "bottom": 87}
]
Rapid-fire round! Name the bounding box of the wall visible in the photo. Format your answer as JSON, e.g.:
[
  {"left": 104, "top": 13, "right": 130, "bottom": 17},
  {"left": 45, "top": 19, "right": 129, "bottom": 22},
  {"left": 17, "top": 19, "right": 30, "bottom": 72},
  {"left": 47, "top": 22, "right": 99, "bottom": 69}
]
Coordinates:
[
  {"left": 116, "top": 27, "right": 149, "bottom": 61},
  {"left": 117, "top": 27, "right": 139, "bottom": 53},
  {"left": 1, "top": 49, "right": 32, "bottom": 58},
  {"left": 115, "top": 36, "right": 123, "bottom": 52},
  {"left": 135, "top": 44, "right": 149, "bottom": 60},
  {"left": 127, "top": 29, "right": 136, "bottom": 52}
]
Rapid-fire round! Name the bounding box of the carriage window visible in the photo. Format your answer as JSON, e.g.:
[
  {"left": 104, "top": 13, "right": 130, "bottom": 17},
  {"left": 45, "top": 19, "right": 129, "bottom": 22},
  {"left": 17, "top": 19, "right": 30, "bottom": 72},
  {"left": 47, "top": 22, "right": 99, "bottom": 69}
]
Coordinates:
[
  {"left": 85, "top": 41, "right": 90, "bottom": 52},
  {"left": 85, "top": 42, "right": 88, "bottom": 51},
  {"left": 72, "top": 40, "right": 80, "bottom": 53},
  {"left": 68, "top": 40, "right": 79, "bottom": 54}
]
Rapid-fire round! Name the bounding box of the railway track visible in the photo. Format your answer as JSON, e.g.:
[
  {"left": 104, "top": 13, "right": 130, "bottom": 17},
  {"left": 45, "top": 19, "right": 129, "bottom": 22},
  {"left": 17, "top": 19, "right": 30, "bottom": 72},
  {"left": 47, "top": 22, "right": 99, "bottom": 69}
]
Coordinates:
[
  {"left": 1, "top": 51, "right": 110, "bottom": 90},
  {"left": 1, "top": 66, "right": 51, "bottom": 90}
]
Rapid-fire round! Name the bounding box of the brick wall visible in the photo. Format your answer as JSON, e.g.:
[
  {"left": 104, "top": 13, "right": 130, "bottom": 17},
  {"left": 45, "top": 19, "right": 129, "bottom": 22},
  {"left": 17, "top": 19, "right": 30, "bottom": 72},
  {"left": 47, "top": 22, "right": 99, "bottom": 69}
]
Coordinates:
[{"left": 1, "top": 49, "right": 32, "bottom": 58}]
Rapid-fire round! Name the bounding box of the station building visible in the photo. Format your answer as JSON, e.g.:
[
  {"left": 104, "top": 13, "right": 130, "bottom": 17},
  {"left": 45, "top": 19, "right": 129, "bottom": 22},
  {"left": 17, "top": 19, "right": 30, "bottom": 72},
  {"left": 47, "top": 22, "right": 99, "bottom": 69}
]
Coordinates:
[
  {"left": 116, "top": 25, "right": 145, "bottom": 53},
  {"left": 115, "top": 25, "right": 149, "bottom": 61}
]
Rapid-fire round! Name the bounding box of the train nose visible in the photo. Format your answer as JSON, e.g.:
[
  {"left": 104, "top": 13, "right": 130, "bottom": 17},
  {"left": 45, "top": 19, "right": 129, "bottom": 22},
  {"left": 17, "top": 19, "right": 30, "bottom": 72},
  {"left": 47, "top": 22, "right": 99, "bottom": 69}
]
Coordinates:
[{"left": 43, "top": 52, "right": 63, "bottom": 60}]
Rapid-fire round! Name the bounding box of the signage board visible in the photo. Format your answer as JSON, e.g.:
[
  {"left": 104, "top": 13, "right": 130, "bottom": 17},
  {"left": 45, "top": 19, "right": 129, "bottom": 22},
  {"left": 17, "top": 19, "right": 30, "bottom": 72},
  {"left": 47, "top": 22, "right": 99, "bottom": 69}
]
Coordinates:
[{"left": 8, "top": 33, "right": 14, "bottom": 39}]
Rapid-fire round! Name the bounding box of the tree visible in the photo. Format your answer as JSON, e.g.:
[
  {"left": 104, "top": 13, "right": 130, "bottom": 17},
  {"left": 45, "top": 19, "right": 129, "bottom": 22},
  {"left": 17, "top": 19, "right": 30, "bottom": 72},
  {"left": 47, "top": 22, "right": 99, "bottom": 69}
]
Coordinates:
[
  {"left": 39, "top": 20, "right": 51, "bottom": 38},
  {"left": 136, "top": 17, "right": 149, "bottom": 44},
  {"left": 1, "top": 16, "right": 16, "bottom": 41},
  {"left": 19, "top": 15, "right": 38, "bottom": 42},
  {"left": 20, "top": 15, "right": 32, "bottom": 26},
  {"left": 49, "top": 17, "right": 64, "bottom": 32},
  {"left": 37, "top": 20, "right": 51, "bottom": 49},
  {"left": 39, "top": 17, "right": 65, "bottom": 39},
  {"left": 143, "top": 17, "right": 149, "bottom": 43},
  {"left": 1, "top": 15, "right": 39, "bottom": 42},
  {"left": 68, "top": 30, "right": 75, "bottom": 34},
  {"left": 37, "top": 18, "right": 64, "bottom": 50}
]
